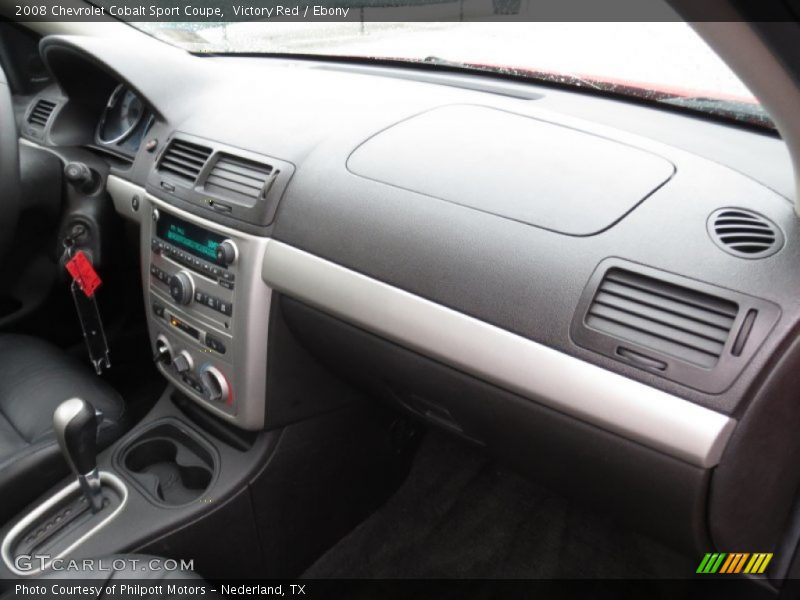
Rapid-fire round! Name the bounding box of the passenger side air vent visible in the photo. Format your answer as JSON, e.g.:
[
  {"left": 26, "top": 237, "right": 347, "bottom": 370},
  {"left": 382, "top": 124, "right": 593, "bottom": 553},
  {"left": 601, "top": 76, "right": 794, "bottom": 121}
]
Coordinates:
[
  {"left": 204, "top": 154, "right": 273, "bottom": 202},
  {"left": 708, "top": 208, "right": 782, "bottom": 259},
  {"left": 157, "top": 139, "right": 212, "bottom": 183},
  {"left": 585, "top": 268, "right": 738, "bottom": 369},
  {"left": 572, "top": 259, "right": 780, "bottom": 393},
  {"left": 27, "top": 99, "right": 56, "bottom": 128}
]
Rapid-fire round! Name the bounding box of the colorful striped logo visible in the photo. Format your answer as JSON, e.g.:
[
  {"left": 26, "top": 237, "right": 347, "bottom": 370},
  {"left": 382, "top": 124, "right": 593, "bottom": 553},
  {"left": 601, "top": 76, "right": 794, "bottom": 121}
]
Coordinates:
[{"left": 696, "top": 553, "right": 773, "bottom": 574}]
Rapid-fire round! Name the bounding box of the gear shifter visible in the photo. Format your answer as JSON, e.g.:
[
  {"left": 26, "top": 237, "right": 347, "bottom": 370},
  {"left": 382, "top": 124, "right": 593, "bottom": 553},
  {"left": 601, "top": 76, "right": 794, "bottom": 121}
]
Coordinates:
[{"left": 53, "top": 398, "right": 104, "bottom": 513}]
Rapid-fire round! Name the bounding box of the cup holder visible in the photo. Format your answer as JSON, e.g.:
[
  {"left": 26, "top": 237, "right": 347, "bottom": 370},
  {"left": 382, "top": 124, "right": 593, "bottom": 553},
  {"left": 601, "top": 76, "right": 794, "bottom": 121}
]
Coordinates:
[{"left": 119, "top": 422, "right": 216, "bottom": 506}]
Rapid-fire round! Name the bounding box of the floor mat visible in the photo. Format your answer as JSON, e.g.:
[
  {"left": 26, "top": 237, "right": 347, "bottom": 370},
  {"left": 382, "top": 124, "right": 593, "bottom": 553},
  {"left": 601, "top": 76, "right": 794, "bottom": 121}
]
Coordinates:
[{"left": 304, "top": 430, "right": 696, "bottom": 579}]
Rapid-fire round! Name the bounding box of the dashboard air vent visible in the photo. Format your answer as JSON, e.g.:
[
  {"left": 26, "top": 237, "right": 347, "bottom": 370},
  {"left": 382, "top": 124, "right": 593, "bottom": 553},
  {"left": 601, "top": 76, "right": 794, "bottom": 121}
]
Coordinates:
[
  {"left": 27, "top": 99, "right": 56, "bottom": 128},
  {"left": 204, "top": 154, "right": 273, "bottom": 201},
  {"left": 708, "top": 208, "right": 782, "bottom": 259},
  {"left": 585, "top": 268, "right": 738, "bottom": 368},
  {"left": 157, "top": 139, "right": 212, "bottom": 183}
]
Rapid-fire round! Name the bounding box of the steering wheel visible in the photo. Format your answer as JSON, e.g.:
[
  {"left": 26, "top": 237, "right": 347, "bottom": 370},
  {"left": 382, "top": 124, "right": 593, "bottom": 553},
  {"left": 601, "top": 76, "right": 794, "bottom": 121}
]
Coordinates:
[{"left": 0, "top": 63, "right": 20, "bottom": 261}]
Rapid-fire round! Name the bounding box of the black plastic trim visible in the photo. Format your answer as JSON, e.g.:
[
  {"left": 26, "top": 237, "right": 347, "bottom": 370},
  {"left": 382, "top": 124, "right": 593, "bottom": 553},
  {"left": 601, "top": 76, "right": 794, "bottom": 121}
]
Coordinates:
[{"left": 571, "top": 258, "right": 781, "bottom": 394}]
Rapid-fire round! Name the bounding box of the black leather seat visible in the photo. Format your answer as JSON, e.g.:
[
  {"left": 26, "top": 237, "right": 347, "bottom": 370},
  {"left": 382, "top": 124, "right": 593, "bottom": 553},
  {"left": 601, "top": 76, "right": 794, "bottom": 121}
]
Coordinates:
[{"left": 0, "top": 335, "right": 125, "bottom": 524}]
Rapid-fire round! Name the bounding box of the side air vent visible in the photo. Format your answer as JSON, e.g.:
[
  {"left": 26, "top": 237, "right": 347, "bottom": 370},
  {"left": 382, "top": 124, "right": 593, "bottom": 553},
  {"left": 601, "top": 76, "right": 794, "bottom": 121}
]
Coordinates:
[
  {"left": 585, "top": 268, "right": 738, "bottom": 369},
  {"left": 204, "top": 154, "right": 273, "bottom": 201},
  {"left": 708, "top": 208, "right": 782, "bottom": 259},
  {"left": 27, "top": 99, "right": 57, "bottom": 128},
  {"left": 157, "top": 139, "right": 212, "bottom": 183}
]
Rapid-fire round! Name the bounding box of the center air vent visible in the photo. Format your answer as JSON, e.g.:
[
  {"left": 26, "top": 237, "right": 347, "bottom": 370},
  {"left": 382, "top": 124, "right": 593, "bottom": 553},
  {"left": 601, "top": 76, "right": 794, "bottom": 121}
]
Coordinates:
[
  {"left": 157, "top": 139, "right": 212, "bottom": 183},
  {"left": 708, "top": 208, "right": 782, "bottom": 259},
  {"left": 27, "top": 99, "right": 56, "bottom": 128},
  {"left": 204, "top": 154, "right": 273, "bottom": 202},
  {"left": 585, "top": 269, "right": 738, "bottom": 369}
]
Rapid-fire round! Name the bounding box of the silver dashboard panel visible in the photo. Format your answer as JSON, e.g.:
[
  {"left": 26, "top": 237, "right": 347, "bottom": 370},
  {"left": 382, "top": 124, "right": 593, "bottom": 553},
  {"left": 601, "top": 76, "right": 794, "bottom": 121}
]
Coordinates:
[{"left": 261, "top": 240, "right": 737, "bottom": 468}]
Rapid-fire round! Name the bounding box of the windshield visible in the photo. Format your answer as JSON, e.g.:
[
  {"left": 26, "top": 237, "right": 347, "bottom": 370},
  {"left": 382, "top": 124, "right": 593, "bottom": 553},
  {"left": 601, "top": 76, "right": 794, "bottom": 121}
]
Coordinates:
[{"left": 128, "top": 20, "right": 771, "bottom": 128}]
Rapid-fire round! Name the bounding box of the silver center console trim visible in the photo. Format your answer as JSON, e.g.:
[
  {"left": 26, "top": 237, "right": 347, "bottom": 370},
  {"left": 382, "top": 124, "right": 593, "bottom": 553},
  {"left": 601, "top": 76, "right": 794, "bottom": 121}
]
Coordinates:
[
  {"left": 107, "top": 175, "right": 145, "bottom": 223},
  {"left": 261, "top": 240, "right": 737, "bottom": 468},
  {"left": 144, "top": 193, "right": 272, "bottom": 430},
  {"left": 1, "top": 471, "right": 129, "bottom": 577}
]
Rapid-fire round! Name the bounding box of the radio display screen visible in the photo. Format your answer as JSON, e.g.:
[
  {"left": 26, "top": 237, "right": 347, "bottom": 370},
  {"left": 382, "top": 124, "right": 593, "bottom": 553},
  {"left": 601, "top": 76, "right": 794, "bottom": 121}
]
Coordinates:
[{"left": 156, "top": 213, "right": 224, "bottom": 262}]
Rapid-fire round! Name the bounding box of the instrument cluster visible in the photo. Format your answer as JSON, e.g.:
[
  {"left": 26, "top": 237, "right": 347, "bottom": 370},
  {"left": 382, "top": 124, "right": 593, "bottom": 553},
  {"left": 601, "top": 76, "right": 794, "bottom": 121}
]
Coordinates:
[{"left": 95, "top": 84, "right": 153, "bottom": 157}]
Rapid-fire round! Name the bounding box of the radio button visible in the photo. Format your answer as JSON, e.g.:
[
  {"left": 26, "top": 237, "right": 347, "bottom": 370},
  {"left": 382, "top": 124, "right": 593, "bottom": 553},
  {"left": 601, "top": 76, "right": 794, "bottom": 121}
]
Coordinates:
[
  {"left": 150, "top": 265, "right": 171, "bottom": 286},
  {"left": 205, "top": 334, "right": 226, "bottom": 355},
  {"left": 194, "top": 290, "right": 206, "bottom": 304},
  {"left": 218, "top": 301, "right": 232, "bottom": 316},
  {"left": 182, "top": 374, "right": 204, "bottom": 394},
  {"left": 219, "top": 279, "right": 234, "bottom": 290}
]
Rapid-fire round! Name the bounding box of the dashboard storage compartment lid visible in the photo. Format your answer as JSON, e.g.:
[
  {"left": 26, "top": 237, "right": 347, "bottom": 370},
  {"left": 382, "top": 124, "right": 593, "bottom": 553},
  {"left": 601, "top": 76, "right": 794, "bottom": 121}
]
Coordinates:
[
  {"left": 347, "top": 104, "right": 674, "bottom": 235},
  {"left": 572, "top": 258, "right": 781, "bottom": 394}
]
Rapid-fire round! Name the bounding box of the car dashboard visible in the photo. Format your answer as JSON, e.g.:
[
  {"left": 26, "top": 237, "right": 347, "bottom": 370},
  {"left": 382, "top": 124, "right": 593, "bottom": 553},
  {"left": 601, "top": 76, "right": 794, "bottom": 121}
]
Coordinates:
[{"left": 14, "top": 33, "right": 800, "bottom": 561}]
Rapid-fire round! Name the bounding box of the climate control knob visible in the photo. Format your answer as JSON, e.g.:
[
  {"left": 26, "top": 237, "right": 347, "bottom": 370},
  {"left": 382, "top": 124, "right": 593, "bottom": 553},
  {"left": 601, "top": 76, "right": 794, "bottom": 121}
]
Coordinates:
[
  {"left": 154, "top": 335, "right": 173, "bottom": 366},
  {"left": 215, "top": 240, "right": 237, "bottom": 266},
  {"left": 169, "top": 271, "right": 194, "bottom": 305},
  {"left": 173, "top": 350, "right": 193, "bottom": 375},
  {"left": 199, "top": 365, "right": 230, "bottom": 404}
]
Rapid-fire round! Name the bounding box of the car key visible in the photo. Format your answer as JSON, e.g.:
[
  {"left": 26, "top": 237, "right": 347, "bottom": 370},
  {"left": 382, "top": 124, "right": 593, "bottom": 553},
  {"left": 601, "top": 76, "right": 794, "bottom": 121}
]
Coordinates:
[{"left": 63, "top": 237, "right": 111, "bottom": 375}]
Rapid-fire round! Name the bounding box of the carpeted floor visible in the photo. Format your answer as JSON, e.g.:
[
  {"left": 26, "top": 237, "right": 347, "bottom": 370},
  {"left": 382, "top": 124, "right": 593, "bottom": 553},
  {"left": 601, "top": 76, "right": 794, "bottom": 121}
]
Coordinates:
[{"left": 304, "top": 430, "right": 696, "bottom": 580}]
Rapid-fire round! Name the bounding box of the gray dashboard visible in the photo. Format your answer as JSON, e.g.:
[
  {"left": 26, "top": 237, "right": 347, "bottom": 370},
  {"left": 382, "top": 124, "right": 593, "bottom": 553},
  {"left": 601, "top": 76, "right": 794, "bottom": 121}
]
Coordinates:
[
  {"left": 30, "top": 34, "right": 798, "bottom": 415},
  {"left": 21, "top": 33, "right": 800, "bottom": 555}
]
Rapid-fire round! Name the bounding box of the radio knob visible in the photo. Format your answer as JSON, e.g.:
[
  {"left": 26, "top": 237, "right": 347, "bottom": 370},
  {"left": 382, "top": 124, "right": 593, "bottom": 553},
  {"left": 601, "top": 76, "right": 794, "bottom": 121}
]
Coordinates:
[
  {"left": 216, "top": 240, "right": 237, "bottom": 266},
  {"left": 199, "top": 365, "right": 230, "bottom": 404},
  {"left": 169, "top": 271, "right": 194, "bottom": 305}
]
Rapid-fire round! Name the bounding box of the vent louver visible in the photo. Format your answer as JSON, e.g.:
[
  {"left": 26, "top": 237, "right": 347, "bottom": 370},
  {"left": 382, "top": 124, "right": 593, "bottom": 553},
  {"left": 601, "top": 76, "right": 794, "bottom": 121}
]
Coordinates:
[
  {"left": 27, "top": 99, "right": 56, "bottom": 128},
  {"left": 204, "top": 154, "right": 273, "bottom": 200},
  {"left": 585, "top": 269, "right": 738, "bottom": 368},
  {"left": 708, "top": 208, "right": 782, "bottom": 259},
  {"left": 157, "top": 139, "right": 212, "bottom": 183}
]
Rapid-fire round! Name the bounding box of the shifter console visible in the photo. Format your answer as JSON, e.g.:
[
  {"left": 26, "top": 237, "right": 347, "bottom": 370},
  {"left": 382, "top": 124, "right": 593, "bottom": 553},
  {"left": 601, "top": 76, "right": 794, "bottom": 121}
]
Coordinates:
[
  {"left": 1, "top": 398, "right": 128, "bottom": 576},
  {"left": 142, "top": 196, "right": 271, "bottom": 430}
]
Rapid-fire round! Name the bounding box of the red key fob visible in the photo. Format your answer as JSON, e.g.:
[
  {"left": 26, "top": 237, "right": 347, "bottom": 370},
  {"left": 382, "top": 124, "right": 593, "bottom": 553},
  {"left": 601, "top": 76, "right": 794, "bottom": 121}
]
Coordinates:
[{"left": 65, "top": 250, "right": 102, "bottom": 297}]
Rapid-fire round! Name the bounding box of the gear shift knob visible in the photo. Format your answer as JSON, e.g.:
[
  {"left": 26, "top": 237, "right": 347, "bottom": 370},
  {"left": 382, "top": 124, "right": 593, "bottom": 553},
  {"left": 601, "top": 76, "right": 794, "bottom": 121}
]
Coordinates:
[{"left": 54, "top": 398, "right": 103, "bottom": 512}]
